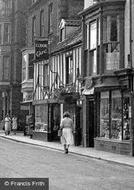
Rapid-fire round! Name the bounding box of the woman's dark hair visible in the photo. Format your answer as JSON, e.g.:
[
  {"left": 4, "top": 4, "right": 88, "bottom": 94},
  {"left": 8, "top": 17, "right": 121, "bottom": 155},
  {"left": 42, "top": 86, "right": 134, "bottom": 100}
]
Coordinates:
[{"left": 63, "top": 111, "right": 70, "bottom": 118}]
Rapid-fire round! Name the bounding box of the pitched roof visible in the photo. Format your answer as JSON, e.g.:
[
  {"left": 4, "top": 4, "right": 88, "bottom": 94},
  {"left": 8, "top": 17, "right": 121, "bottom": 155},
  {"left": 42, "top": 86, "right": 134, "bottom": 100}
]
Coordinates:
[{"left": 51, "top": 28, "right": 82, "bottom": 54}]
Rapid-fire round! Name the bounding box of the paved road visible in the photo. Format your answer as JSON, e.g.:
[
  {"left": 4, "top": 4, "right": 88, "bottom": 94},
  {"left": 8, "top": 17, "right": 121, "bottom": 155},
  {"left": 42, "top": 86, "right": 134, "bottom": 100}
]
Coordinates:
[{"left": 0, "top": 138, "right": 134, "bottom": 190}]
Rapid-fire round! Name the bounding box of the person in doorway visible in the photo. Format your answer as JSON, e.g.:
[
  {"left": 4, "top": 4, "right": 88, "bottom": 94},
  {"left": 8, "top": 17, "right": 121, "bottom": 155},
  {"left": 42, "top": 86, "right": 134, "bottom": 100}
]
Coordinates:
[
  {"left": 60, "top": 111, "right": 74, "bottom": 154},
  {"left": 4, "top": 114, "right": 11, "bottom": 135},
  {"left": 12, "top": 115, "right": 17, "bottom": 135}
]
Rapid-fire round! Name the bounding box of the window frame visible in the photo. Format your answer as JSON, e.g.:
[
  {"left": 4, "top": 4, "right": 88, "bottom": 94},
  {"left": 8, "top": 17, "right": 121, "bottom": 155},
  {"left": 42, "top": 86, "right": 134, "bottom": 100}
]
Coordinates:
[{"left": 40, "top": 10, "right": 45, "bottom": 37}]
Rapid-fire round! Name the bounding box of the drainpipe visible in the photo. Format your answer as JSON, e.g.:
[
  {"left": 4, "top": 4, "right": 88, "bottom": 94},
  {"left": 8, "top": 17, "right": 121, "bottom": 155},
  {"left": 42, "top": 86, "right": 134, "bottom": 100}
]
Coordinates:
[{"left": 129, "top": 0, "right": 134, "bottom": 156}]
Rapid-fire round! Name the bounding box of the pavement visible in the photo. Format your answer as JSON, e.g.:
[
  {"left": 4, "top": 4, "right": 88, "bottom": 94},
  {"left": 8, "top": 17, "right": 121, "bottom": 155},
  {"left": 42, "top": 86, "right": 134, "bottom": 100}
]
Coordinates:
[{"left": 0, "top": 130, "right": 134, "bottom": 168}]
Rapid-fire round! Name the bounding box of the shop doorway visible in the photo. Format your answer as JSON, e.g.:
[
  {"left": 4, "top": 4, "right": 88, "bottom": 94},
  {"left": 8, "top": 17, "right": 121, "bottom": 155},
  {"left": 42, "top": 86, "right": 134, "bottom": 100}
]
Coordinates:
[
  {"left": 88, "top": 100, "right": 94, "bottom": 147},
  {"left": 51, "top": 104, "right": 60, "bottom": 141}
]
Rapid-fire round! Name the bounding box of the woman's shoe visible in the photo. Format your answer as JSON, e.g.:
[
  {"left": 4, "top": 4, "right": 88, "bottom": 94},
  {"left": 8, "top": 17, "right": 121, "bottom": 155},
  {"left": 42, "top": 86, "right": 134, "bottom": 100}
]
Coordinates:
[{"left": 65, "top": 148, "right": 68, "bottom": 154}]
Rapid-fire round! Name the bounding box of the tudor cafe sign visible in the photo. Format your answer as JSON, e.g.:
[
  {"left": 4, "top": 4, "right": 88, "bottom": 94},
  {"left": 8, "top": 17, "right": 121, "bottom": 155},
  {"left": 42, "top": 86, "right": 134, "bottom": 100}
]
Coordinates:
[{"left": 35, "top": 39, "right": 49, "bottom": 61}]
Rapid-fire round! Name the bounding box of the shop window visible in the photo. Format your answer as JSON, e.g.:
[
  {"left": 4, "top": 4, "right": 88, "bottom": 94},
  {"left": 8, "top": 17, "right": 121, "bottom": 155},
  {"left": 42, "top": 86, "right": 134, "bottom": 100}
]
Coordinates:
[
  {"left": 111, "top": 90, "right": 122, "bottom": 140},
  {"left": 100, "top": 90, "right": 130, "bottom": 141},
  {"left": 123, "top": 95, "right": 130, "bottom": 140},
  {"left": 100, "top": 92, "right": 110, "bottom": 138},
  {"left": 28, "top": 53, "right": 34, "bottom": 79}
]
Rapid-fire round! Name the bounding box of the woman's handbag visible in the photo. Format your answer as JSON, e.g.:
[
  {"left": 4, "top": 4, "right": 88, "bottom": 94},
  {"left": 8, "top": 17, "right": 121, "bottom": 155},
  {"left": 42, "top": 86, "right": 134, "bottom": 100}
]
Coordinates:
[{"left": 58, "top": 129, "right": 62, "bottom": 137}]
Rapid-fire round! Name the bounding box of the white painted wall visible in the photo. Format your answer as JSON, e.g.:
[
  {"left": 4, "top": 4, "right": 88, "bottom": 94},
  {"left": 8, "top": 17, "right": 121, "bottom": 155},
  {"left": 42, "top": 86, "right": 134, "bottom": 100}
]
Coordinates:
[{"left": 84, "top": 0, "right": 93, "bottom": 9}]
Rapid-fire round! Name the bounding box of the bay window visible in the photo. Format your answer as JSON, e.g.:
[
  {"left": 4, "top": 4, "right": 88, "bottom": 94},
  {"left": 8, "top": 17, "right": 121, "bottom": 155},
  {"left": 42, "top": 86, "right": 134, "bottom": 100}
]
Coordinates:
[{"left": 103, "top": 15, "right": 120, "bottom": 71}]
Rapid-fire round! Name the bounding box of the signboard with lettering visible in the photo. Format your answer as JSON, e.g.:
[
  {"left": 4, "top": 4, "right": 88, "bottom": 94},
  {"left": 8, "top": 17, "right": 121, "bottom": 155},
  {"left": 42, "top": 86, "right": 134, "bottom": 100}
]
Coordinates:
[{"left": 35, "top": 39, "right": 49, "bottom": 61}]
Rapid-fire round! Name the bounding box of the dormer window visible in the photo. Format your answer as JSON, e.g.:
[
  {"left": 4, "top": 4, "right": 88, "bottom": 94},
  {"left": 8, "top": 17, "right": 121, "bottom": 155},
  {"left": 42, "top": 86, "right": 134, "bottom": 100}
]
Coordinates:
[
  {"left": 32, "top": 0, "right": 37, "bottom": 5},
  {"left": 59, "top": 19, "right": 66, "bottom": 42}
]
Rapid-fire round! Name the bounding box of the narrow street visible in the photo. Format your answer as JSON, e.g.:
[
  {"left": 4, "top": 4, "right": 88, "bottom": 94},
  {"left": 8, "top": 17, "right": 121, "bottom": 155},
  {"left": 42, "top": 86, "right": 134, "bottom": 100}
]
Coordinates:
[{"left": 0, "top": 138, "right": 134, "bottom": 190}]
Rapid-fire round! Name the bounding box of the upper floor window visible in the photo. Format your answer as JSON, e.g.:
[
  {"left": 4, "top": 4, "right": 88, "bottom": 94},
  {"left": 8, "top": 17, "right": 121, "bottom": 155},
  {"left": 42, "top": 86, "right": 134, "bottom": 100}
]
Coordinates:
[
  {"left": 66, "top": 55, "right": 73, "bottom": 85},
  {"left": 103, "top": 15, "right": 120, "bottom": 71},
  {"left": 32, "top": 16, "right": 36, "bottom": 44},
  {"left": 40, "top": 10, "right": 45, "bottom": 37},
  {"left": 22, "top": 54, "right": 27, "bottom": 81},
  {"left": 59, "top": 19, "right": 66, "bottom": 42},
  {"left": 43, "top": 64, "right": 49, "bottom": 87},
  {"left": 4, "top": 23, "right": 10, "bottom": 43},
  {"left": 0, "top": 24, "right": 2, "bottom": 44},
  {"left": 48, "top": 3, "right": 53, "bottom": 33},
  {"left": 88, "top": 20, "right": 100, "bottom": 76},
  {"left": 28, "top": 53, "right": 34, "bottom": 79},
  {"left": 3, "top": 56, "right": 10, "bottom": 81},
  {"left": 0, "top": 0, "right": 12, "bottom": 16}
]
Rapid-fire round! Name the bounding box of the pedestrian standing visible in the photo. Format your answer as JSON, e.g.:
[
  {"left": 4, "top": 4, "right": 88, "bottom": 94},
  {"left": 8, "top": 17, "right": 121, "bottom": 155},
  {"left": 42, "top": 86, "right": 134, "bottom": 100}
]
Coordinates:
[
  {"left": 60, "top": 111, "right": 74, "bottom": 154},
  {"left": 4, "top": 114, "right": 11, "bottom": 135},
  {"left": 12, "top": 115, "right": 17, "bottom": 135}
]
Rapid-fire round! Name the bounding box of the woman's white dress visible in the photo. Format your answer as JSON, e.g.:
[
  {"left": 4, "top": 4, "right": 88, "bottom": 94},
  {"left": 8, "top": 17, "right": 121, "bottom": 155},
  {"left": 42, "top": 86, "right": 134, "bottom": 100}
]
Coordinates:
[{"left": 60, "top": 117, "right": 74, "bottom": 146}]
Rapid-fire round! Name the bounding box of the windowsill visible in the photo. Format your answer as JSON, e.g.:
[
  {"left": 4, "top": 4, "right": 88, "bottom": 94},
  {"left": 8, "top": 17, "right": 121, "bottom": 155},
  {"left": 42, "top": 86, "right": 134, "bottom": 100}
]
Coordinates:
[
  {"left": 95, "top": 137, "right": 130, "bottom": 143},
  {"left": 21, "top": 79, "right": 33, "bottom": 84}
]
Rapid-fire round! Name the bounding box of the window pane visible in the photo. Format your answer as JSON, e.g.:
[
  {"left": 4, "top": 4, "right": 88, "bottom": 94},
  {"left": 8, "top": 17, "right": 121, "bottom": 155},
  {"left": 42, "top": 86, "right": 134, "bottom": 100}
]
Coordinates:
[
  {"left": 32, "top": 17, "right": 36, "bottom": 43},
  {"left": 90, "top": 21, "right": 97, "bottom": 49},
  {"left": 111, "top": 90, "right": 122, "bottom": 140},
  {"left": 100, "top": 92, "right": 110, "bottom": 138},
  {"left": 0, "top": 56, "right": 3, "bottom": 80},
  {"left": 49, "top": 3, "right": 53, "bottom": 33},
  {"left": 43, "top": 64, "right": 48, "bottom": 87},
  {"left": 123, "top": 95, "right": 130, "bottom": 140},
  {"left": 3, "top": 56, "right": 10, "bottom": 80},
  {"left": 4, "top": 23, "right": 10, "bottom": 43},
  {"left": 22, "top": 54, "right": 27, "bottom": 81},
  {"left": 40, "top": 10, "right": 44, "bottom": 36},
  {"left": 90, "top": 50, "right": 97, "bottom": 74},
  {"left": 28, "top": 53, "right": 34, "bottom": 79},
  {"left": 0, "top": 24, "right": 2, "bottom": 44}
]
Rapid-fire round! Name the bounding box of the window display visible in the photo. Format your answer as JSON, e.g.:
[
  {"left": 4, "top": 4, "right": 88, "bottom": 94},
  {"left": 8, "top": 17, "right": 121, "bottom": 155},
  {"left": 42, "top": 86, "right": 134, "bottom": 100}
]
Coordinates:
[
  {"left": 100, "top": 92, "right": 110, "bottom": 138},
  {"left": 99, "top": 90, "right": 130, "bottom": 141},
  {"left": 111, "top": 90, "right": 122, "bottom": 140},
  {"left": 35, "top": 105, "right": 48, "bottom": 132},
  {"left": 123, "top": 96, "right": 130, "bottom": 140}
]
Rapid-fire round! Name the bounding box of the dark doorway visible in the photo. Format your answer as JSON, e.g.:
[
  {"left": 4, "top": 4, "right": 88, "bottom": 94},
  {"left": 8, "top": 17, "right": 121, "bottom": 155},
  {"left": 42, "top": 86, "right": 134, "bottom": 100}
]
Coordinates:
[
  {"left": 88, "top": 100, "right": 94, "bottom": 147},
  {"left": 51, "top": 104, "right": 60, "bottom": 141},
  {"left": 75, "top": 106, "right": 82, "bottom": 146}
]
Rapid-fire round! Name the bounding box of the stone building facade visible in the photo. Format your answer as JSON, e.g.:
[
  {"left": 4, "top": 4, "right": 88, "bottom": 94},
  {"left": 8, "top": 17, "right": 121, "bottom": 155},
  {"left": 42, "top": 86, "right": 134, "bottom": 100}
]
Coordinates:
[
  {"left": 0, "top": 0, "right": 30, "bottom": 127},
  {"left": 80, "top": 0, "right": 134, "bottom": 156}
]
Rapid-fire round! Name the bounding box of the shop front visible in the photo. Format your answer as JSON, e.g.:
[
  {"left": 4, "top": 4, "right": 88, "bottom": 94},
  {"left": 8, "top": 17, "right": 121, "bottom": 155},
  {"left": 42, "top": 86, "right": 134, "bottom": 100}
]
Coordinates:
[
  {"left": 32, "top": 101, "right": 49, "bottom": 141},
  {"left": 94, "top": 76, "right": 131, "bottom": 155}
]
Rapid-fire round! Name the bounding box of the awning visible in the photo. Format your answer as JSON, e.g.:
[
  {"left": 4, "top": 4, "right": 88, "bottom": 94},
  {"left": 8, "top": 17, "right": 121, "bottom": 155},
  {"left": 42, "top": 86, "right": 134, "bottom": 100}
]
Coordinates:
[{"left": 82, "top": 87, "right": 94, "bottom": 95}]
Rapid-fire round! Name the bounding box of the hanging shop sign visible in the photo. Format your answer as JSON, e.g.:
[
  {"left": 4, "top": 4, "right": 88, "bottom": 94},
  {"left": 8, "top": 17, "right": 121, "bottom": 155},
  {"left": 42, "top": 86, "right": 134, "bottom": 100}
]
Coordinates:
[{"left": 35, "top": 39, "right": 49, "bottom": 61}]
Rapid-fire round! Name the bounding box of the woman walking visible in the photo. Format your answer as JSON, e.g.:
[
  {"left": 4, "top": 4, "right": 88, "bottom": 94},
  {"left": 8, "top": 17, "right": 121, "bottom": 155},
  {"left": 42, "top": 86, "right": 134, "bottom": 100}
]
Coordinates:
[
  {"left": 12, "top": 115, "right": 17, "bottom": 135},
  {"left": 4, "top": 114, "right": 11, "bottom": 135},
  {"left": 60, "top": 112, "right": 74, "bottom": 154}
]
